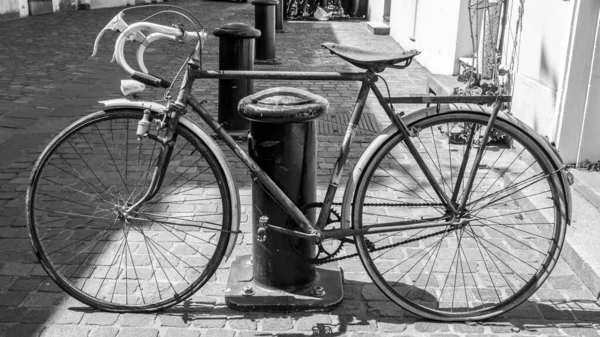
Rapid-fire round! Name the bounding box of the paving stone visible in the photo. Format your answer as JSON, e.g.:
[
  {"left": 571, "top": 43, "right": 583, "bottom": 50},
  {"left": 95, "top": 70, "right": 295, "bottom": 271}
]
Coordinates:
[
  {"left": 46, "top": 310, "right": 85, "bottom": 324},
  {"left": 367, "top": 301, "right": 404, "bottom": 317},
  {"left": 156, "top": 314, "right": 191, "bottom": 328},
  {"left": 377, "top": 317, "right": 409, "bottom": 333},
  {"left": 204, "top": 329, "right": 235, "bottom": 337},
  {"left": 83, "top": 312, "right": 120, "bottom": 326},
  {"left": 336, "top": 316, "right": 378, "bottom": 332},
  {"left": 0, "top": 307, "right": 28, "bottom": 322},
  {"left": 227, "top": 315, "right": 259, "bottom": 330},
  {"left": 295, "top": 314, "right": 332, "bottom": 331},
  {"left": 117, "top": 328, "right": 159, "bottom": 337},
  {"left": 538, "top": 304, "right": 576, "bottom": 320},
  {"left": 20, "top": 292, "right": 64, "bottom": 308},
  {"left": 7, "top": 323, "right": 44, "bottom": 337},
  {"left": 560, "top": 327, "right": 600, "bottom": 337},
  {"left": 40, "top": 325, "right": 91, "bottom": 337},
  {"left": 361, "top": 284, "right": 387, "bottom": 301},
  {"left": 0, "top": 277, "right": 12, "bottom": 292},
  {"left": 5, "top": 106, "right": 50, "bottom": 119},
  {"left": 192, "top": 316, "right": 227, "bottom": 329},
  {"left": 414, "top": 321, "right": 451, "bottom": 333},
  {"left": 236, "top": 332, "right": 274, "bottom": 337},
  {"left": 261, "top": 316, "right": 294, "bottom": 331},
  {"left": 8, "top": 277, "right": 43, "bottom": 291},
  {"left": 118, "top": 313, "right": 156, "bottom": 327},
  {"left": 0, "top": 262, "right": 35, "bottom": 276},
  {"left": 452, "top": 322, "right": 485, "bottom": 334},
  {"left": 23, "top": 309, "right": 53, "bottom": 323},
  {"left": 89, "top": 327, "right": 119, "bottom": 337},
  {"left": 159, "top": 328, "right": 201, "bottom": 337},
  {"left": 0, "top": 291, "right": 28, "bottom": 306}
]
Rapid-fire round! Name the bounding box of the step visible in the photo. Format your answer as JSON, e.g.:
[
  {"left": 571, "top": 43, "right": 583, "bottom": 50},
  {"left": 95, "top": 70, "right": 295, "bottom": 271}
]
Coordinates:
[
  {"left": 567, "top": 170, "right": 600, "bottom": 298},
  {"left": 367, "top": 21, "right": 390, "bottom": 35}
]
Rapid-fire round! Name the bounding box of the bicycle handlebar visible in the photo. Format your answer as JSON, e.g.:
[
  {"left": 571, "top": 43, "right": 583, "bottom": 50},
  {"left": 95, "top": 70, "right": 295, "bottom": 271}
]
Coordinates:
[
  {"left": 114, "top": 22, "right": 200, "bottom": 88},
  {"left": 93, "top": 12, "right": 204, "bottom": 89}
]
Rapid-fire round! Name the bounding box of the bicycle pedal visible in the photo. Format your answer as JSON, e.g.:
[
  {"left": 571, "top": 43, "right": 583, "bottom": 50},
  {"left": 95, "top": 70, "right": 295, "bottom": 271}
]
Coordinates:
[{"left": 257, "top": 215, "right": 269, "bottom": 242}]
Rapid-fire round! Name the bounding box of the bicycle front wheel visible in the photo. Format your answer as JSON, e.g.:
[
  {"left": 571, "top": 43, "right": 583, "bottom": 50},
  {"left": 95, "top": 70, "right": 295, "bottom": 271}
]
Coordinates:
[
  {"left": 352, "top": 110, "right": 566, "bottom": 321},
  {"left": 26, "top": 108, "right": 235, "bottom": 312}
]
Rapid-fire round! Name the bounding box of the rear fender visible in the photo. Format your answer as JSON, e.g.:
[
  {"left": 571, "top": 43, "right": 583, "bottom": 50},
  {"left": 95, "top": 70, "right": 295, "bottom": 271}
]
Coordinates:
[
  {"left": 341, "top": 104, "right": 572, "bottom": 230},
  {"left": 100, "top": 98, "right": 242, "bottom": 261}
]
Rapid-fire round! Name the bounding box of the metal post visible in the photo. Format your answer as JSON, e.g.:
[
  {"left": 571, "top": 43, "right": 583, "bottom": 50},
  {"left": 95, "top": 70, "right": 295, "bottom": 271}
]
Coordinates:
[
  {"left": 252, "top": 0, "right": 281, "bottom": 64},
  {"left": 213, "top": 23, "right": 261, "bottom": 137},
  {"left": 276, "top": 0, "right": 285, "bottom": 32},
  {"left": 225, "top": 87, "right": 343, "bottom": 312}
]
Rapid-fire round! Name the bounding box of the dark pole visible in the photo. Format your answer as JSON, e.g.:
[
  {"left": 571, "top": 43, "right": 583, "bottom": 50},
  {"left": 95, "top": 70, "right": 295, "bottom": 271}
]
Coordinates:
[
  {"left": 276, "top": 0, "right": 285, "bottom": 32},
  {"left": 213, "top": 23, "right": 261, "bottom": 137},
  {"left": 225, "top": 87, "right": 343, "bottom": 311},
  {"left": 252, "top": 0, "right": 282, "bottom": 64}
]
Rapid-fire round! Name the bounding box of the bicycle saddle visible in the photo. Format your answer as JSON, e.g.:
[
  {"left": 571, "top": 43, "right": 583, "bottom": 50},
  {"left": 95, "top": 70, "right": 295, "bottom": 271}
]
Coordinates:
[{"left": 322, "top": 42, "right": 420, "bottom": 72}]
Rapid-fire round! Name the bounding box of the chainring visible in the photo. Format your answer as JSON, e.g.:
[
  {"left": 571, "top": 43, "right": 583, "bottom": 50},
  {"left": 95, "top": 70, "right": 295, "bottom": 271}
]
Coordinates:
[{"left": 288, "top": 203, "right": 345, "bottom": 264}]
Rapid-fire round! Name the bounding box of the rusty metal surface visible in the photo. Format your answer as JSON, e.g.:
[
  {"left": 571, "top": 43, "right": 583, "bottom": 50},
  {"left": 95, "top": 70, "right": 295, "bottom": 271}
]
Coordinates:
[
  {"left": 225, "top": 255, "right": 344, "bottom": 312},
  {"left": 239, "top": 87, "right": 329, "bottom": 123}
]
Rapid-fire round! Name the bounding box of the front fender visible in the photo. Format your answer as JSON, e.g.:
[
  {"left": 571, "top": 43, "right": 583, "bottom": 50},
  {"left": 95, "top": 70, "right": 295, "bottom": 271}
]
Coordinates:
[
  {"left": 100, "top": 99, "right": 242, "bottom": 261},
  {"left": 341, "top": 104, "right": 572, "bottom": 230}
]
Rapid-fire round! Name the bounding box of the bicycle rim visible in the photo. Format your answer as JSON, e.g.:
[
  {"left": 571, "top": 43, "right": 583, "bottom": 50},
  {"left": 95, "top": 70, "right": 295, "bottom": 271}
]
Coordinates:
[
  {"left": 352, "top": 112, "right": 565, "bottom": 321},
  {"left": 26, "top": 109, "right": 232, "bottom": 312}
]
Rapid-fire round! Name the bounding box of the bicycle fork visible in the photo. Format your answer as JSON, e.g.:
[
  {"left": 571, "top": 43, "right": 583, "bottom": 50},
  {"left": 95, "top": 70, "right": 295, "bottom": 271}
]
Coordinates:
[{"left": 125, "top": 103, "right": 185, "bottom": 215}]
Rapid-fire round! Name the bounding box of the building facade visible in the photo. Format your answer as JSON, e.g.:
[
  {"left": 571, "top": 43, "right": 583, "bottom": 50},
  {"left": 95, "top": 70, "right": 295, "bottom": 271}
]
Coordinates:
[{"left": 368, "top": 0, "right": 600, "bottom": 164}]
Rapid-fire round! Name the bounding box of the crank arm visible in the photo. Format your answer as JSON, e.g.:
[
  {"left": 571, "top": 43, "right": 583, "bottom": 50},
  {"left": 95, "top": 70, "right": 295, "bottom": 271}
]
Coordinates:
[{"left": 265, "top": 224, "right": 322, "bottom": 243}]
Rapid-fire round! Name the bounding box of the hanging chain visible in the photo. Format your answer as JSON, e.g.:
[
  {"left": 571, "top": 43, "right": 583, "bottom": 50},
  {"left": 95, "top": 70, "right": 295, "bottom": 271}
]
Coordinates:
[{"left": 301, "top": 201, "right": 451, "bottom": 265}]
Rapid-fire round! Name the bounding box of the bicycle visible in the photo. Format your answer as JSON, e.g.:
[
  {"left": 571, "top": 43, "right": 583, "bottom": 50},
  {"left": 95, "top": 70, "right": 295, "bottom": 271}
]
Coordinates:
[{"left": 25, "top": 5, "right": 572, "bottom": 321}]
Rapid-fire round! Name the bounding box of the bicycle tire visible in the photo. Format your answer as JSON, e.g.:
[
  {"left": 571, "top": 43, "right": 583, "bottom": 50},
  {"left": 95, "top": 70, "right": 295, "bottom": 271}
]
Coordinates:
[
  {"left": 352, "top": 110, "right": 566, "bottom": 321},
  {"left": 26, "top": 108, "right": 235, "bottom": 312}
]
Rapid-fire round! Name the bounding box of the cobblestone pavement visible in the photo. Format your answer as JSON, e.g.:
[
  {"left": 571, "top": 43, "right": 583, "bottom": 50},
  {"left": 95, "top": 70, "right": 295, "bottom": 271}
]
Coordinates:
[{"left": 1, "top": 1, "right": 600, "bottom": 336}]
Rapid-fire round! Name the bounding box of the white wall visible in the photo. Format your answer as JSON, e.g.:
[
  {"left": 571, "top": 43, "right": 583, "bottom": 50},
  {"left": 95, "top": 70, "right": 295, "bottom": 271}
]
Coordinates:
[
  {"left": 368, "top": 0, "right": 472, "bottom": 75},
  {"left": 500, "top": 0, "right": 575, "bottom": 152},
  {"left": 0, "top": 0, "right": 22, "bottom": 16},
  {"left": 367, "top": 0, "right": 385, "bottom": 23}
]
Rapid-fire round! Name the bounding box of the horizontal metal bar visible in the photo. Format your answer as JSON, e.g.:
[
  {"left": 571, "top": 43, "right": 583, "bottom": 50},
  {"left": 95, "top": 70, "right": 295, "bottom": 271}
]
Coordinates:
[
  {"left": 193, "top": 70, "right": 367, "bottom": 81},
  {"left": 386, "top": 95, "right": 512, "bottom": 104}
]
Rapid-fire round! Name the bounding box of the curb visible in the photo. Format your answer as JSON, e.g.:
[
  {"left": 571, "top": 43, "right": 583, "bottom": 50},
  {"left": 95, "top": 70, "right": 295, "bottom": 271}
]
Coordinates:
[{"left": 564, "top": 170, "right": 600, "bottom": 298}]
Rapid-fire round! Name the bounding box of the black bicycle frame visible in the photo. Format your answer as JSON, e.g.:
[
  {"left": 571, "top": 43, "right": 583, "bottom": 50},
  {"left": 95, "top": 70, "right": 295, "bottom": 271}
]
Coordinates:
[{"left": 142, "top": 65, "right": 500, "bottom": 242}]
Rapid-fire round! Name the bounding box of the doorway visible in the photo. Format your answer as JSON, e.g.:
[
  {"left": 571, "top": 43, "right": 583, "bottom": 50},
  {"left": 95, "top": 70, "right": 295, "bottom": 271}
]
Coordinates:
[{"left": 28, "top": 0, "right": 52, "bottom": 15}]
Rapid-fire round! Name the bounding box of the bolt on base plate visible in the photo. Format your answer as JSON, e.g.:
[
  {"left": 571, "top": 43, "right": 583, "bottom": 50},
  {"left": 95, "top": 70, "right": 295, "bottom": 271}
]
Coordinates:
[{"left": 224, "top": 254, "right": 344, "bottom": 312}]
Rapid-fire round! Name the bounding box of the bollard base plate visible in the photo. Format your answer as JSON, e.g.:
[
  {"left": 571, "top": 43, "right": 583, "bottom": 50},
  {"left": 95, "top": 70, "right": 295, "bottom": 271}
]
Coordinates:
[
  {"left": 254, "top": 56, "right": 283, "bottom": 65},
  {"left": 225, "top": 255, "right": 344, "bottom": 312}
]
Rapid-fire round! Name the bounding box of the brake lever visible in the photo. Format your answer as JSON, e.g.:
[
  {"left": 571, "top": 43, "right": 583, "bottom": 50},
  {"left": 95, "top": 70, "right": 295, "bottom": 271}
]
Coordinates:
[{"left": 91, "top": 11, "right": 147, "bottom": 62}]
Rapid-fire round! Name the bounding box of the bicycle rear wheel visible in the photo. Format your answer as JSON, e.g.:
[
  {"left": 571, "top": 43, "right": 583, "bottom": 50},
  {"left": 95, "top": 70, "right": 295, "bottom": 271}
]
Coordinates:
[
  {"left": 26, "top": 108, "right": 235, "bottom": 312},
  {"left": 352, "top": 110, "right": 566, "bottom": 321}
]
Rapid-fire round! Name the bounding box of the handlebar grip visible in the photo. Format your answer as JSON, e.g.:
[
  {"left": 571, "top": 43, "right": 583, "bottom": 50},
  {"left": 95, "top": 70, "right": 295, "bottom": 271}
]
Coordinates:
[{"left": 132, "top": 71, "right": 172, "bottom": 89}]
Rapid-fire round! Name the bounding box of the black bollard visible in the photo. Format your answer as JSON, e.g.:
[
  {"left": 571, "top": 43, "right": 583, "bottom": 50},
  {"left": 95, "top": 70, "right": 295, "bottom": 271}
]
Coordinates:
[
  {"left": 275, "top": 0, "right": 285, "bottom": 33},
  {"left": 252, "top": 0, "right": 281, "bottom": 64},
  {"left": 213, "top": 23, "right": 261, "bottom": 137},
  {"left": 225, "top": 87, "right": 344, "bottom": 312}
]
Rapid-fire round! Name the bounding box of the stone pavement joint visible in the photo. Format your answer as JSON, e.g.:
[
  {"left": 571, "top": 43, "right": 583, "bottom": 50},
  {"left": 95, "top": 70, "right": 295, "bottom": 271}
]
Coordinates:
[{"left": 0, "top": 0, "right": 599, "bottom": 337}]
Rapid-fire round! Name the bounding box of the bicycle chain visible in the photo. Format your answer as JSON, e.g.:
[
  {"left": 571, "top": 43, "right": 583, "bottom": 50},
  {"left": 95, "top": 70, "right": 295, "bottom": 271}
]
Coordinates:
[{"left": 300, "top": 201, "right": 450, "bottom": 265}]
